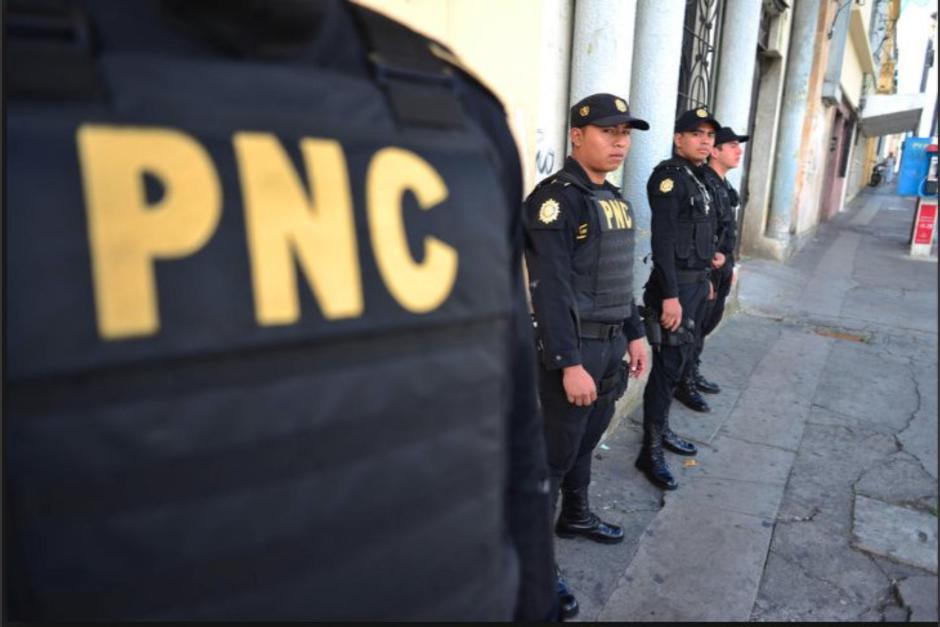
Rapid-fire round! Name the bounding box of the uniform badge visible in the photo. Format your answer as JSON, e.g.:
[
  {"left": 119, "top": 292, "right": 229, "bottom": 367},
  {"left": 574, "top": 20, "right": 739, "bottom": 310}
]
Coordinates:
[
  {"left": 659, "top": 178, "right": 674, "bottom": 193},
  {"left": 539, "top": 198, "right": 561, "bottom": 224},
  {"left": 696, "top": 108, "right": 708, "bottom": 118},
  {"left": 579, "top": 105, "right": 590, "bottom": 117},
  {"left": 615, "top": 98, "right": 627, "bottom": 112}
]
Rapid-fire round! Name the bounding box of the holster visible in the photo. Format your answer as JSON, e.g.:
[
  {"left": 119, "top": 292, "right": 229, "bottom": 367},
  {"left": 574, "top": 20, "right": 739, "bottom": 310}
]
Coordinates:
[
  {"left": 663, "top": 317, "right": 696, "bottom": 346},
  {"left": 597, "top": 360, "right": 629, "bottom": 402},
  {"left": 639, "top": 305, "right": 662, "bottom": 352}
]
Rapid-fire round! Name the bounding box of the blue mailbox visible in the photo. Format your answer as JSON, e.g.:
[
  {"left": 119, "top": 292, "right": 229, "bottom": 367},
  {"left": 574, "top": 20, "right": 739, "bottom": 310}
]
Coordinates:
[{"left": 897, "top": 136, "right": 935, "bottom": 196}]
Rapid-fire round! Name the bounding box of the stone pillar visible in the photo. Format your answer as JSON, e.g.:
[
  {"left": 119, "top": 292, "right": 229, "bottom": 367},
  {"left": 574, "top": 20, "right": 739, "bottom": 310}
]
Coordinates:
[
  {"left": 533, "top": 0, "right": 574, "bottom": 189},
  {"left": 766, "top": 0, "right": 825, "bottom": 241},
  {"left": 568, "top": 0, "right": 637, "bottom": 187},
  {"left": 621, "top": 0, "right": 687, "bottom": 287},
  {"left": 712, "top": 0, "right": 762, "bottom": 191}
]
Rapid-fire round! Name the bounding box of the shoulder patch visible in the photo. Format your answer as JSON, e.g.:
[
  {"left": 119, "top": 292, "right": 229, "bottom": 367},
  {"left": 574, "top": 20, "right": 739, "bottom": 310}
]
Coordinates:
[
  {"left": 539, "top": 198, "right": 561, "bottom": 224},
  {"left": 659, "top": 178, "right": 674, "bottom": 194}
]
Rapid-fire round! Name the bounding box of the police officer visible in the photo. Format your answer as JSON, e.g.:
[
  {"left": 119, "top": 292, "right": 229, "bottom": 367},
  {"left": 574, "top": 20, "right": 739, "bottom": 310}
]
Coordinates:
[
  {"left": 523, "top": 93, "right": 649, "bottom": 616},
  {"left": 693, "top": 126, "right": 750, "bottom": 393},
  {"left": 6, "top": 0, "right": 556, "bottom": 621},
  {"left": 636, "top": 107, "right": 722, "bottom": 490}
]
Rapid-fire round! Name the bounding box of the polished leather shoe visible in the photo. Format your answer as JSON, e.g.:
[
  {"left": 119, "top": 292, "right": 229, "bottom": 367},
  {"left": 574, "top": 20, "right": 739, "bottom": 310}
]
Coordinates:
[
  {"left": 635, "top": 450, "right": 678, "bottom": 490},
  {"left": 674, "top": 379, "right": 711, "bottom": 412},
  {"left": 662, "top": 428, "right": 697, "bottom": 455},
  {"left": 556, "top": 512, "right": 625, "bottom": 544},
  {"left": 693, "top": 370, "right": 721, "bottom": 394},
  {"left": 555, "top": 486, "right": 624, "bottom": 544},
  {"left": 556, "top": 566, "right": 579, "bottom": 620}
]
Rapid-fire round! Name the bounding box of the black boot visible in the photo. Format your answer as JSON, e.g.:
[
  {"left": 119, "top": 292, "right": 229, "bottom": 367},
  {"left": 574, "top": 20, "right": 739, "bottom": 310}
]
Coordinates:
[
  {"left": 691, "top": 361, "right": 721, "bottom": 394},
  {"left": 555, "top": 564, "right": 579, "bottom": 620},
  {"left": 635, "top": 427, "right": 678, "bottom": 490},
  {"left": 555, "top": 486, "right": 624, "bottom": 544},
  {"left": 662, "top": 425, "right": 697, "bottom": 456},
  {"left": 674, "top": 372, "right": 711, "bottom": 412}
]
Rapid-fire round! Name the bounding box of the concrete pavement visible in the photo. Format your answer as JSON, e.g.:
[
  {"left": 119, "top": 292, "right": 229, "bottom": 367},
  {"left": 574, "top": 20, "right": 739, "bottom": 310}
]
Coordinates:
[{"left": 555, "top": 188, "right": 938, "bottom": 622}]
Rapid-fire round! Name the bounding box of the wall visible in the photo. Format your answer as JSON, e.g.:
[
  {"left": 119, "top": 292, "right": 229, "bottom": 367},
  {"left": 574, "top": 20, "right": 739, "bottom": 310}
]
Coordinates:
[
  {"left": 845, "top": 133, "right": 873, "bottom": 202},
  {"left": 739, "top": 5, "right": 793, "bottom": 260},
  {"left": 795, "top": 104, "right": 836, "bottom": 235},
  {"left": 790, "top": 1, "right": 837, "bottom": 241},
  {"left": 840, "top": 35, "right": 864, "bottom": 109},
  {"left": 352, "top": 0, "right": 559, "bottom": 193}
]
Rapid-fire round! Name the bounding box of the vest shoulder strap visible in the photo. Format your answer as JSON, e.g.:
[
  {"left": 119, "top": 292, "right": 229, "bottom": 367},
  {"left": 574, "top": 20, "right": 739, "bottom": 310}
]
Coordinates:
[{"left": 350, "top": 4, "right": 467, "bottom": 129}]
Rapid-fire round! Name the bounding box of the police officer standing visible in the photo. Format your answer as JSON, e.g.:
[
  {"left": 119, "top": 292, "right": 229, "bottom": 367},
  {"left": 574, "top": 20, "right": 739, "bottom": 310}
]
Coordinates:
[
  {"left": 524, "top": 93, "right": 649, "bottom": 617},
  {"left": 693, "top": 126, "right": 749, "bottom": 394},
  {"left": 636, "top": 107, "right": 722, "bottom": 490}
]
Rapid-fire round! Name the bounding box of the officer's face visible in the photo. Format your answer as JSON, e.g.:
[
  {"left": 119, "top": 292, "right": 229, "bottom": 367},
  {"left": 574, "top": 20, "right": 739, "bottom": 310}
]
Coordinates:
[
  {"left": 674, "top": 123, "right": 716, "bottom": 164},
  {"left": 711, "top": 141, "right": 743, "bottom": 169},
  {"left": 571, "top": 123, "right": 632, "bottom": 174}
]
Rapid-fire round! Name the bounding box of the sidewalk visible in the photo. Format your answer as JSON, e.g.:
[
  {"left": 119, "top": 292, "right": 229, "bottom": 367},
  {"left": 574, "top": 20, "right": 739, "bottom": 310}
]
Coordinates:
[{"left": 557, "top": 188, "right": 939, "bottom": 622}]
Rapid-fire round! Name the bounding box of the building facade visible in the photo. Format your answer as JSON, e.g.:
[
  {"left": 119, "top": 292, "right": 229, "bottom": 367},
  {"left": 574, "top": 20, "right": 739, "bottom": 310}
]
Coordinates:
[{"left": 354, "top": 0, "right": 915, "bottom": 269}]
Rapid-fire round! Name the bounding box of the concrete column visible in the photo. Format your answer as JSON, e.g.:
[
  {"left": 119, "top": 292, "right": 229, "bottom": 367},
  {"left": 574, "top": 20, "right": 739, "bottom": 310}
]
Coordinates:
[
  {"left": 622, "top": 0, "right": 686, "bottom": 285},
  {"left": 568, "top": 0, "right": 637, "bottom": 186},
  {"left": 766, "top": 0, "right": 825, "bottom": 241},
  {"left": 712, "top": 0, "right": 763, "bottom": 191},
  {"left": 533, "top": 0, "right": 574, "bottom": 188}
]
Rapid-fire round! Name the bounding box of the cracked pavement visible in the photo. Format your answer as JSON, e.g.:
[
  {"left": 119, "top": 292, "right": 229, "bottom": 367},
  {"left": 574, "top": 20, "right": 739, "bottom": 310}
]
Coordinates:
[{"left": 557, "top": 188, "right": 937, "bottom": 622}]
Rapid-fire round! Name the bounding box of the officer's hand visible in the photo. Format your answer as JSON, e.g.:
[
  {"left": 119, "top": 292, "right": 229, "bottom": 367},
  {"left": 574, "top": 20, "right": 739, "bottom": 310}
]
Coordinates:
[
  {"left": 712, "top": 251, "right": 726, "bottom": 269},
  {"left": 562, "top": 365, "right": 597, "bottom": 406},
  {"left": 626, "top": 339, "right": 648, "bottom": 378},
  {"left": 660, "top": 297, "right": 682, "bottom": 332}
]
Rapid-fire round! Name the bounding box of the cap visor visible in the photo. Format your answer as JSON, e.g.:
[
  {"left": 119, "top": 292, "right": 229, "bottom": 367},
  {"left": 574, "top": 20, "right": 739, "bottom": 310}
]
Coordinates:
[{"left": 590, "top": 114, "right": 650, "bottom": 130}]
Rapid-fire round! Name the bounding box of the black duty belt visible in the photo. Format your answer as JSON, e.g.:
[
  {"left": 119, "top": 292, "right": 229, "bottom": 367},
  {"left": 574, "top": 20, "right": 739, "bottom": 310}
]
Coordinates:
[
  {"left": 580, "top": 321, "right": 623, "bottom": 341},
  {"left": 676, "top": 269, "right": 711, "bottom": 284}
]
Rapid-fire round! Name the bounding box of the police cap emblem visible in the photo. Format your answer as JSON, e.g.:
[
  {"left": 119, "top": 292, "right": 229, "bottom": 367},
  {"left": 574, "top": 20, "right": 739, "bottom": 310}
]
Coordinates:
[
  {"left": 659, "top": 178, "right": 674, "bottom": 193},
  {"left": 579, "top": 105, "right": 590, "bottom": 117},
  {"left": 696, "top": 108, "right": 708, "bottom": 118},
  {"left": 539, "top": 198, "right": 561, "bottom": 224},
  {"left": 615, "top": 98, "right": 627, "bottom": 112}
]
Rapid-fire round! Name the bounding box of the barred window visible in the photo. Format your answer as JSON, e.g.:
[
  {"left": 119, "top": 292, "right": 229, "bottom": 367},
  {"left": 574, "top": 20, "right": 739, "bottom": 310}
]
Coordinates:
[{"left": 676, "top": 0, "right": 725, "bottom": 115}]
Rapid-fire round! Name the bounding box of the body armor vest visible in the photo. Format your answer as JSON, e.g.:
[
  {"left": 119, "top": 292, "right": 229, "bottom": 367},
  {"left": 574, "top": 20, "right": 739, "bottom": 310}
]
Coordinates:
[
  {"left": 6, "top": 2, "right": 516, "bottom": 620},
  {"left": 659, "top": 162, "right": 717, "bottom": 270},
  {"left": 704, "top": 169, "right": 739, "bottom": 253},
  {"left": 553, "top": 172, "right": 635, "bottom": 323}
]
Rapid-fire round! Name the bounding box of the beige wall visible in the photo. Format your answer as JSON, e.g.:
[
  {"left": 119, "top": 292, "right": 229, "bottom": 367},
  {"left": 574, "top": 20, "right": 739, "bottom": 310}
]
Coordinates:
[
  {"left": 352, "top": 0, "right": 556, "bottom": 193},
  {"left": 795, "top": 105, "right": 835, "bottom": 234},
  {"left": 840, "top": 38, "right": 864, "bottom": 109}
]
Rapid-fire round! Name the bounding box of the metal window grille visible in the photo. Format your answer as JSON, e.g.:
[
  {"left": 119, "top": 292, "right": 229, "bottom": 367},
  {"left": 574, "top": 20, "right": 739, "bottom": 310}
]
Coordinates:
[{"left": 676, "top": 0, "right": 724, "bottom": 115}]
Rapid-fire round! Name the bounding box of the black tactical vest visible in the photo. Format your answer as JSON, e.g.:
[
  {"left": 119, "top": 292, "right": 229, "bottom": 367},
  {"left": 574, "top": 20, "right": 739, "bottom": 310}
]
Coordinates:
[
  {"left": 554, "top": 172, "right": 636, "bottom": 323},
  {"left": 660, "top": 162, "right": 717, "bottom": 269},
  {"left": 6, "top": 2, "right": 516, "bottom": 620}
]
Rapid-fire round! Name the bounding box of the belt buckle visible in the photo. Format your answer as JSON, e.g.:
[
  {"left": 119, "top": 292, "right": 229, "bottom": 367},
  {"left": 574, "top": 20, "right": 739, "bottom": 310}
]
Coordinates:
[{"left": 607, "top": 324, "right": 618, "bottom": 340}]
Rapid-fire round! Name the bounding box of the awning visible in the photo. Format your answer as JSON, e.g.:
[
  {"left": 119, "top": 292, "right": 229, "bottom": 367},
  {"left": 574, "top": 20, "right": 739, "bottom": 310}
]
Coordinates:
[{"left": 859, "top": 93, "right": 927, "bottom": 137}]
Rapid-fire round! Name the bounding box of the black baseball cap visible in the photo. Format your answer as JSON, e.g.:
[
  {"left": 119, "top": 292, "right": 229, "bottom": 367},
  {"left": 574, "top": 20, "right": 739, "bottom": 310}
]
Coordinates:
[
  {"left": 674, "top": 107, "right": 721, "bottom": 133},
  {"left": 570, "top": 93, "right": 650, "bottom": 130},
  {"left": 715, "top": 126, "right": 750, "bottom": 146}
]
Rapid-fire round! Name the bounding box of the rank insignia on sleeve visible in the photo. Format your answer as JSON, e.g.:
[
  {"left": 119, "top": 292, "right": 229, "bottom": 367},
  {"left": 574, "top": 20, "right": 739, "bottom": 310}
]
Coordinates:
[
  {"left": 539, "top": 198, "right": 561, "bottom": 224},
  {"left": 659, "top": 178, "right": 674, "bottom": 193}
]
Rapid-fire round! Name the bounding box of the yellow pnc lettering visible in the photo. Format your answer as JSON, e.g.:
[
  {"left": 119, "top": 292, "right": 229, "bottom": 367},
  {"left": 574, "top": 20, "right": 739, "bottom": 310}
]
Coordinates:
[
  {"left": 367, "top": 147, "right": 457, "bottom": 313},
  {"left": 77, "top": 125, "right": 222, "bottom": 339},
  {"left": 600, "top": 200, "right": 615, "bottom": 230},
  {"left": 234, "top": 133, "right": 363, "bottom": 325}
]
